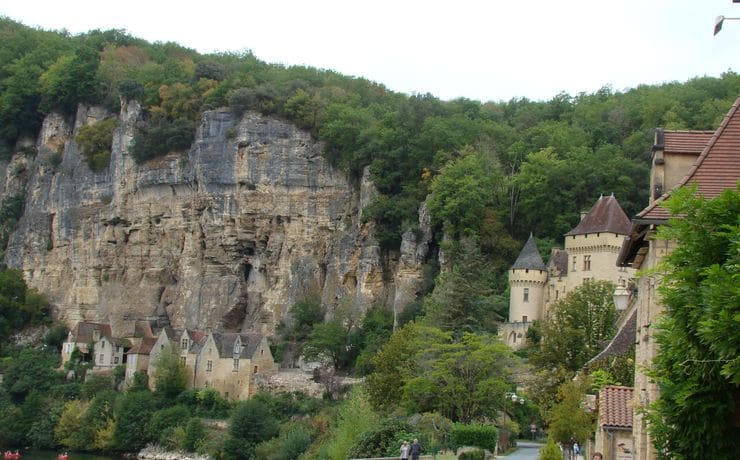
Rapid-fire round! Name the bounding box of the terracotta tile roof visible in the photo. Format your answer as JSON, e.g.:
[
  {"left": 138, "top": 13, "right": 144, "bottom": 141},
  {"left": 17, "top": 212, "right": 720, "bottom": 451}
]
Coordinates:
[
  {"left": 639, "top": 98, "right": 740, "bottom": 222},
  {"left": 599, "top": 385, "right": 634, "bottom": 429},
  {"left": 511, "top": 234, "right": 546, "bottom": 271},
  {"left": 565, "top": 195, "right": 631, "bottom": 236},
  {"left": 661, "top": 130, "right": 715, "bottom": 154}
]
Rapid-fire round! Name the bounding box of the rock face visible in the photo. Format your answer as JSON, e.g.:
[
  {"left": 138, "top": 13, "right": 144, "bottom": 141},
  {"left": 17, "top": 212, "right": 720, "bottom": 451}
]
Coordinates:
[{"left": 1, "top": 104, "right": 433, "bottom": 335}]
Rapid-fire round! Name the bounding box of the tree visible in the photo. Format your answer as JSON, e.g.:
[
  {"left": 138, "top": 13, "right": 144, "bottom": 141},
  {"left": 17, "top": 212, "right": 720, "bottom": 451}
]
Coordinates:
[
  {"left": 401, "top": 332, "right": 514, "bottom": 422},
  {"left": 223, "top": 397, "right": 279, "bottom": 460},
  {"left": 530, "top": 280, "right": 617, "bottom": 373},
  {"left": 152, "top": 343, "right": 188, "bottom": 400},
  {"left": 647, "top": 186, "right": 740, "bottom": 459},
  {"left": 2, "top": 348, "right": 60, "bottom": 402},
  {"left": 114, "top": 390, "right": 156, "bottom": 451},
  {"left": 546, "top": 378, "right": 594, "bottom": 446}
]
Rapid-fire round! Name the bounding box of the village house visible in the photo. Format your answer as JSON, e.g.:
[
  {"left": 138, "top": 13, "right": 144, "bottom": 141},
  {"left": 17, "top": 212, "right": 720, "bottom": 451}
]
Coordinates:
[
  {"left": 61, "top": 321, "right": 129, "bottom": 369},
  {"left": 616, "top": 98, "right": 740, "bottom": 460},
  {"left": 194, "top": 331, "right": 278, "bottom": 400},
  {"left": 595, "top": 386, "right": 634, "bottom": 460},
  {"left": 500, "top": 195, "right": 635, "bottom": 349}
]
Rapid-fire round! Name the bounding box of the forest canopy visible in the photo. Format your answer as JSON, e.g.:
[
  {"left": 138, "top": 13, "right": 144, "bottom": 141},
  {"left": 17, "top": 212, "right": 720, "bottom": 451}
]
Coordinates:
[{"left": 1, "top": 17, "right": 739, "bottom": 257}]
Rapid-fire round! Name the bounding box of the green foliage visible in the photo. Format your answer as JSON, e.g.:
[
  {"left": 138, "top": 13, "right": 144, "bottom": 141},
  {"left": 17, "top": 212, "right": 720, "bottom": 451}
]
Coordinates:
[
  {"left": 43, "top": 324, "right": 68, "bottom": 349},
  {"left": 254, "top": 422, "right": 313, "bottom": 460},
  {"left": 319, "top": 387, "right": 380, "bottom": 460},
  {"left": 183, "top": 417, "right": 207, "bottom": 452},
  {"left": 223, "top": 397, "right": 279, "bottom": 460},
  {"left": 114, "top": 390, "right": 156, "bottom": 451},
  {"left": 538, "top": 439, "right": 563, "bottom": 460},
  {"left": 646, "top": 185, "right": 740, "bottom": 459},
  {"left": 81, "top": 373, "right": 113, "bottom": 399},
  {"left": 152, "top": 343, "right": 188, "bottom": 400},
  {"left": 176, "top": 387, "right": 232, "bottom": 418},
  {"left": 586, "top": 345, "right": 635, "bottom": 389},
  {"left": 280, "top": 295, "right": 324, "bottom": 342},
  {"left": 347, "top": 418, "right": 416, "bottom": 458},
  {"left": 2, "top": 348, "right": 61, "bottom": 402},
  {"left": 353, "top": 306, "right": 393, "bottom": 375},
  {"left": 530, "top": 280, "right": 617, "bottom": 373},
  {"left": 129, "top": 117, "right": 195, "bottom": 163},
  {"left": 458, "top": 449, "right": 485, "bottom": 460},
  {"left": 0, "top": 193, "right": 25, "bottom": 257},
  {"left": 545, "top": 378, "right": 594, "bottom": 445},
  {"left": 423, "top": 239, "right": 506, "bottom": 332},
  {"left": 450, "top": 423, "right": 498, "bottom": 451},
  {"left": 149, "top": 404, "right": 190, "bottom": 445},
  {"left": 75, "top": 118, "right": 117, "bottom": 171}
]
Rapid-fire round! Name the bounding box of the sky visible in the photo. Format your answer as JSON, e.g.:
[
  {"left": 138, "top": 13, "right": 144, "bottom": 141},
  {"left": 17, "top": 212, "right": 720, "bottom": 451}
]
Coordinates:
[{"left": 1, "top": 0, "right": 738, "bottom": 103}]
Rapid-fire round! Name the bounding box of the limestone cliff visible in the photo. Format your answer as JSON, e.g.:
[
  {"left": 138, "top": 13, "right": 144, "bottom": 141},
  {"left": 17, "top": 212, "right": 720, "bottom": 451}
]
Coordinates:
[{"left": 1, "top": 103, "right": 433, "bottom": 335}]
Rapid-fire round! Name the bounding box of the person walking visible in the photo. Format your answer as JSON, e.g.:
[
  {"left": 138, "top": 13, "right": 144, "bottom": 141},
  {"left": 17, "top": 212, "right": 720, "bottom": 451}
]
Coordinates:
[
  {"left": 410, "top": 438, "right": 422, "bottom": 460},
  {"left": 400, "top": 440, "right": 410, "bottom": 460}
]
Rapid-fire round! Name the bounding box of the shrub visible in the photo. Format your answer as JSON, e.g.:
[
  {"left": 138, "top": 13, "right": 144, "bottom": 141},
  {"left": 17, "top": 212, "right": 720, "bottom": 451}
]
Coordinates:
[
  {"left": 450, "top": 423, "right": 498, "bottom": 452},
  {"left": 129, "top": 117, "right": 195, "bottom": 163},
  {"left": 539, "top": 439, "right": 562, "bottom": 460},
  {"left": 348, "top": 418, "right": 416, "bottom": 458},
  {"left": 75, "top": 118, "right": 117, "bottom": 171},
  {"left": 458, "top": 449, "right": 485, "bottom": 460}
]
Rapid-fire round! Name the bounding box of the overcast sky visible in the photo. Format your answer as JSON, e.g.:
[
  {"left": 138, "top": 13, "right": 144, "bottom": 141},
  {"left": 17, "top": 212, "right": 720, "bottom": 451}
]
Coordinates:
[{"left": 1, "top": 0, "right": 738, "bottom": 102}]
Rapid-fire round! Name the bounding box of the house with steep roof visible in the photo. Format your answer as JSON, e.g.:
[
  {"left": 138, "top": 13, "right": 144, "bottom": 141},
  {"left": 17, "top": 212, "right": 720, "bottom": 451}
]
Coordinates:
[
  {"left": 61, "top": 321, "right": 129, "bottom": 368},
  {"left": 125, "top": 336, "right": 158, "bottom": 383},
  {"left": 194, "top": 331, "right": 278, "bottom": 400},
  {"left": 595, "top": 386, "right": 634, "bottom": 460},
  {"left": 501, "top": 195, "right": 635, "bottom": 348},
  {"left": 616, "top": 98, "right": 740, "bottom": 460}
]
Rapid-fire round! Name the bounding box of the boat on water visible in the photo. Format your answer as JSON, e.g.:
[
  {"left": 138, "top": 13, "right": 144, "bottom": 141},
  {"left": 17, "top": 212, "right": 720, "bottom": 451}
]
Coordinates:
[
  {"left": 3, "top": 451, "right": 21, "bottom": 460},
  {"left": 57, "top": 454, "right": 69, "bottom": 460}
]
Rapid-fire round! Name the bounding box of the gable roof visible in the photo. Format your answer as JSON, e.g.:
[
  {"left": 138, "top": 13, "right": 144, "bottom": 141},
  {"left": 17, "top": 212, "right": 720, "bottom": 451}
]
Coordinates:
[
  {"left": 565, "top": 195, "right": 632, "bottom": 236},
  {"left": 511, "top": 234, "right": 546, "bottom": 271},
  {"left": 548, "top": 248, "right": 569, "bottom": 275},
  {"left": 638, "top": 98, "right": 740, "bottom": 222},
  {"left": 70, "top": 322, "right": 112, "bottom": 343},
  {"left": 586, "top": 308, "right": 636, "bottom": 366},
  {"left": 599, "top": 385, "right": 634, "bottom": 429},
  {"left": 127, "top": 336, "right": 158, "bottom": 355},
  {"left": 211, "top": 332, "right": 265, "bottom": 359}
]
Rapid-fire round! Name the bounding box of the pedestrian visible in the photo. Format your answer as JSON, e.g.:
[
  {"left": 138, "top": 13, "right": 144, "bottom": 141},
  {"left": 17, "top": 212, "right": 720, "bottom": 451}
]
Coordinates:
[
  {"left": 400, "top": 440, "right": 410, "bottom": 460},
  {"left": 410, "top": 438, "right": 422, "bottom": 460},
  {"left": 574, "top": 442, "right": 580, "bottom": 456},
  {"left": 592, "top": 453, "right": 603, "bottom": 460}
]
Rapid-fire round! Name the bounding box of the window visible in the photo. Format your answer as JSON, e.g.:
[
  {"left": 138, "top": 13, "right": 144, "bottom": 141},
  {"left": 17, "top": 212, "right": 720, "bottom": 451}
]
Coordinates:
[
  {"left": 99, "top": 353, "right": 104, "bottom": 364},
  {"left": 64, "top": 344, "right": 71, "bottom": 353},
  {"left": 233, "top": 358, "right": 239, "bottom": 372},
  {"left": 233, "top": 341, "right": 241, "bottom": 355},
  {"left": 100, "top": 341, "right": 105, "bottom": 349},
  {"left": 114, "top": 357, "right": 119, "bottom": 364},
  {"left": 523, "top": 288, "right": 529, "bottom": 303},
  {"left": 206, "top": 360, "right": 213, "bottom": 372},
  {"left": 583, "top": 255, "right": 591, "bottom": 271},
  {"left": 180, "top": 356, "right": 186, "bottom": 365},
  {"left": 261, "top": 349, "right": 264, "bottom": 356},
  {"left": 253, "top": 366, "right": 258, "bottom": 374},
  {"left": 572, "top": 256, "right": 577, "bottom": 271},
  {"left": 523, "top": 315, "right": 528, "bottom": 323},
  {"left": 181, "top": 338, "right": 188, "bottom": 349}
]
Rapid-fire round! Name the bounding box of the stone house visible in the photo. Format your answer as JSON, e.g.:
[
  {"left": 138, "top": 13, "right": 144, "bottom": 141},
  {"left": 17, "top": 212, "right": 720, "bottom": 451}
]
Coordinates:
[
  {"left": 616, "top": 98, "right": 740, "bottom": 460},
  {"left": 194, "top": 331, "right": 278, "bottom": 400},
  {"left": 125, "top": 336, "right": 158, "bottom": 383},
  {"left": 595, "top": 386, "right": 634, "bottom": 460},
  {"left": 501, "top": 195, "right": 635, "bottom": 348},
  {"left": 61, "top": 321, "right": 128, "bottom": 369}
]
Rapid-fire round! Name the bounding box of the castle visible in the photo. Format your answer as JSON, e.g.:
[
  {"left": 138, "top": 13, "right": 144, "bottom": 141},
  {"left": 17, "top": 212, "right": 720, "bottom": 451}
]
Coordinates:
[{"left": 501, "top": 194, "right": 635, "bottom": 349}]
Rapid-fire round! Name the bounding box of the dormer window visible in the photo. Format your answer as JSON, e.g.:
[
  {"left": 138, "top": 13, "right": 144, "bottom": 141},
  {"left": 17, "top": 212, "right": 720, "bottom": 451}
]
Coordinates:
[
  {"left": 233, "top": 340, "right": 241, "bottom": 355},
  {"left": 181, "top": 338, "right": 188, "bottom": 349}
]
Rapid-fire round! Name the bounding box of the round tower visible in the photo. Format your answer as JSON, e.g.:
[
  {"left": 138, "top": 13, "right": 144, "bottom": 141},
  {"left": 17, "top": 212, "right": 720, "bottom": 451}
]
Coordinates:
[{"left": 508, "top": 234, "right": 548, "bottom": 324}]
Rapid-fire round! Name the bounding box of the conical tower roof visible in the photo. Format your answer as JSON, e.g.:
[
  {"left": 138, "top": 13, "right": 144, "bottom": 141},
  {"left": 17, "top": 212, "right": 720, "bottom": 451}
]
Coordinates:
[
  {"left": 565, "top": 194, "right": 631, "bottom": 236},
  {"left": 511, "top": 234, "right": 546, "bottom": 271}
]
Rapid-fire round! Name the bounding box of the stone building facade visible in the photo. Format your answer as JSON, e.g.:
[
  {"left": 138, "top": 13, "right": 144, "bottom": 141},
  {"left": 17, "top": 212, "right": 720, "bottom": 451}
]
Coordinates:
[
  {"left": 617, "top": 99, "right": 740, "bottom": 460},
  {"left": 501, "top": 195, "right": 634, "bottom": 349}
]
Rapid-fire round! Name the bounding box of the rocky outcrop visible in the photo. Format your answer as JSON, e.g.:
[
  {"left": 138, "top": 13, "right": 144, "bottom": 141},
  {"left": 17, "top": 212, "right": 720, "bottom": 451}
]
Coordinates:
[{"left": 1, "top": 104, "right": 433, "bottom": 335}]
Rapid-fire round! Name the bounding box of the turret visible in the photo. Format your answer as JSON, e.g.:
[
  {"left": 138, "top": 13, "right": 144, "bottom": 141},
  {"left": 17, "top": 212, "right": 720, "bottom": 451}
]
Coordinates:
[{"left": 508, "top": 234, "right": 547, "bottom": 323}]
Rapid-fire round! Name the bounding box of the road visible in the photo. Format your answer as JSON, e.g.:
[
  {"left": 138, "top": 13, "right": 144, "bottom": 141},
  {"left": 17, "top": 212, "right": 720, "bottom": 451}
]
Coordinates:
[{"left": 500, "top": 441, "right": 544, "bottom": 460}]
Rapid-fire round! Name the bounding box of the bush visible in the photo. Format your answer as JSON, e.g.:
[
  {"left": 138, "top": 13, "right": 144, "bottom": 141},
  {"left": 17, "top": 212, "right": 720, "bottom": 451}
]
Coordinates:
[
  {"left": 539, "top": 439, "right": 562, "bottom": 460},
  {"left": 347, "top": 418, "right": 416, "bottom": 458},
  {"left": 450, "top": 423, "right": 498, "bottom": 452},
  {"left": 75, "top": 118, "right": 117, "bottom": 171},
  {"left": 458, "top": 449, "right": 485, "bottom": 460},
  {"left": 149, "top": 405, "right": 190, "bottom": 444},
  {"left": 129, "top": 117, "right": 195, "bottom": 163}
]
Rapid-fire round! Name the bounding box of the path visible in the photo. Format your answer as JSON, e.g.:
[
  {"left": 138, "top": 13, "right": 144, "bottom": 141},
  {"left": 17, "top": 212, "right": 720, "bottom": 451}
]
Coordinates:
[{"left": 499, "top": 441, "right": 543, "bottom": 460}]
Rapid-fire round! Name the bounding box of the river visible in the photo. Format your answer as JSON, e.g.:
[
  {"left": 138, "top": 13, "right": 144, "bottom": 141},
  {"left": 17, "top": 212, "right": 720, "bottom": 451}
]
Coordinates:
[{"left": 8, "top": 451, "right": 124, "bottom": 460}]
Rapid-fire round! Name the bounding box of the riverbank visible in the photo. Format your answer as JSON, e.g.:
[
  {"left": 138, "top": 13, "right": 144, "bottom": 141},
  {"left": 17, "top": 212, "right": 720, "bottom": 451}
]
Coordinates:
[{"left": 137, "top": 446, "right": 209, "bottom": 460}]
